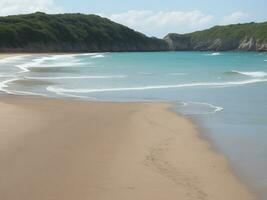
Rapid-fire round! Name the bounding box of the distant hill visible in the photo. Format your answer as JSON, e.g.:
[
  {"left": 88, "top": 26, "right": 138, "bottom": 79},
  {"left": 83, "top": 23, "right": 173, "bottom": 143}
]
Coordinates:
[
  {"left": 0, "top": 12, "right": 167, "bottom": 52},
  {"left": 0, "top": 12, "right": 266, "bottom": 52},
  {"left": 164, "top": 22, "right": 267, "bottom": 51}
]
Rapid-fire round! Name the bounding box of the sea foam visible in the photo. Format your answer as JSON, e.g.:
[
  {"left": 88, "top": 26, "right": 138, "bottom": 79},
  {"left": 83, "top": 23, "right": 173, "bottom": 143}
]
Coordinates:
[
  {"left": 189, "top": 102, "right": 224, "bottom": 113},
  {"left": 230, "top": 70, "right": 267, "bottom": 78},
  {"left": 91, "top": 54, "right": 105, "bottom": 58},
  {"left": 0, "top": 78, "right": 45, "bottom": 96},
  {"left": 206, "top": 52, "right": 221, "bottom": 56},
  {"left": 178, "top": 101, "right": 224, "bottom": 115},
  {"left": 15, "top": 58, "right": 93, "bottom": 73},
  {"left": 46, "top": 78, "right": 267, "bottom": 94}
]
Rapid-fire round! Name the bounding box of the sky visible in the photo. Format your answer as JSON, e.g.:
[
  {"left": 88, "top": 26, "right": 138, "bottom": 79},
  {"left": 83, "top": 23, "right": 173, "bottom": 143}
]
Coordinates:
[{"left": 0, "top": 0, "right": 266, "bottom": 37}]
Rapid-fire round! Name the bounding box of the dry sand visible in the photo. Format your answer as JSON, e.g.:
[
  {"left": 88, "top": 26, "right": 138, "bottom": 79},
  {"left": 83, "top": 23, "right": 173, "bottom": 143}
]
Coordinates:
[
  {"left": 0, "top": 97, "right": 256, "bottom": 200},
  {"left": 0, "top": 53, "right": 27, "bottom": 59},
  {"left": 0, "top": 54, "right": 17, "bottom": 60}
]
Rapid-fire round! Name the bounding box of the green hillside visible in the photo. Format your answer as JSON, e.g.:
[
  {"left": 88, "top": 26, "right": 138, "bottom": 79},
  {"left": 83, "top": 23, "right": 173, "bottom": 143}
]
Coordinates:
[
  {"left": 165, "top": 22, "right": 267, "bottom": 51},
  {"left": 0, "top": 12, "right": 167, "bottom": 52},
  {"left": 0, "top": 12, "right": 266, "bottom": 52}
]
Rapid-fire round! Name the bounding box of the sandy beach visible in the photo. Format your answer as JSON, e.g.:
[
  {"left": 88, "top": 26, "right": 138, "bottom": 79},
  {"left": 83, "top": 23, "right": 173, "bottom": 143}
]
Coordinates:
[
  {"left": 0, "top": 96, "right": 256, "bottom": 200},
  {"left": 0, "top": 54, "right": 17, "bottom": 60}
]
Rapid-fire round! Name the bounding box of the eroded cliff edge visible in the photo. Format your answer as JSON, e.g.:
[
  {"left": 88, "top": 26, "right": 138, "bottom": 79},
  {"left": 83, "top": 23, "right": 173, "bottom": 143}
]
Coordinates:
[{"left": 164, "top": 22, "right": 267, "bottom": 51}]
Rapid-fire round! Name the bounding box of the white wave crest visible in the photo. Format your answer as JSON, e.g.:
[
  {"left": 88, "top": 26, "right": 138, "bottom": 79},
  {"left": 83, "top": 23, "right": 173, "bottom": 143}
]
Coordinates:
[
  {"left": 15, "top": 60, "right": 94, "bottom": 73},
  {"left": 46, "top": 78, "right": 267, "bottom": 94},
  {"left": 31, "top": 62, "right": 90, "bottom": 68},
  {"left": 91, "top": 54, "right": 106, "bottom": 58},
  {"left": 206, "top": 52, "right": 221, "bottom": 56},
  {"left": 80, "top": 53, "right": 108, "bottom": 56},
  {"left": 49, "top": 90, "right": 97, "bottom": 100},
  {"left": 13, "top": 53, "right": 98, "bottom": 74},
  {"left": 16, "top": 61, "right": 91, "bottom": 70},
  {"left": 231, "top": 70, "right": 267, "bottom": 78},
  {"left": 190, "top": 102, "right": 223, "bottom": 113},
  {"left": 0, "top": 77, "right": 47, "bottom": 96},
  {"left": 177, "top": 101, "right": 223, "bottom": 115},
  {"left": 0, "top": 78, "right": 18, "bottom": 92},
  {"left": 34, "top": 54, "right": 80, "bottom": 61}
]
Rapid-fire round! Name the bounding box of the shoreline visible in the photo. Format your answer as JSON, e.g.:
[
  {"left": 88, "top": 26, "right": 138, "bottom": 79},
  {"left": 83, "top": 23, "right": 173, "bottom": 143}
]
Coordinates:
[
  {"left": 0, "top": 53, "right": 26, "bottom": 60},
  {"left": 0, "top": 53, "right": 258, "bottom": 199},
  {"left": 168, "top": 105, "right": 260, "bottom": 199},
  {"left": 0, "top": 96, "right": 256, "bottom": 200},
  {"left": 178, "top": 112, "right": 259, "bottom": 198}
]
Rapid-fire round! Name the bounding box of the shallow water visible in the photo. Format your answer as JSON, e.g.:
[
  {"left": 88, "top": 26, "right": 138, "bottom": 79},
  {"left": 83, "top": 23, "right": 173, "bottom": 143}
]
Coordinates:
[{"left": 1, "top": 52, "right": 267, "bottom": 198}]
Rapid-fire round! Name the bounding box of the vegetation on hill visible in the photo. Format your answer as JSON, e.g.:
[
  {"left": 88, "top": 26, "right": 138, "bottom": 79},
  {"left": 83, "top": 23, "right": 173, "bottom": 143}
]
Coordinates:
[
  {"left": 0, "top": 12, "right": 266, "bottom": 52},
  {"left": 188, "top": 22, "right": 267, "bottom": 43},
  {"left": 165, "top": 22, "right": 267, "bottom": 51},
  {"left": 0, "top": 12, "right": 167, "bottom": 52}
]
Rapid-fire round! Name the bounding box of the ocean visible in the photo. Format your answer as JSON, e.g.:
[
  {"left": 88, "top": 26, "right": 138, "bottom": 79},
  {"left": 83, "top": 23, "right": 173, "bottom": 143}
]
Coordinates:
[{"left": 1, "top": 51, "right": 267, "bottom": 198}]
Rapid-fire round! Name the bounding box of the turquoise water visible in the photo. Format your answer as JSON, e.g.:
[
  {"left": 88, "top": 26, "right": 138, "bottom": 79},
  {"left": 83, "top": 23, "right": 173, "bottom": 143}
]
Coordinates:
[{"left": 1, "top": 52, "right": 267, "bottom": 198}]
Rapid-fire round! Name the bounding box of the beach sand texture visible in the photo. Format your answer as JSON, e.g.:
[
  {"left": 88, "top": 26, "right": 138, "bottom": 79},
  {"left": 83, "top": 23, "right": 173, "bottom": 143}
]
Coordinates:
[{"left": 0, "top": 97, "right": 256, "bottom": 200}]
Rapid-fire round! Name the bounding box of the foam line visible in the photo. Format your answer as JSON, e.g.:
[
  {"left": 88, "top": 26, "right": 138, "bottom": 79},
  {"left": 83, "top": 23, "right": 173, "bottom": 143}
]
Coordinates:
[
  {"left": 91, "top": 54, "right": 105, "bottom": 58},
  {"left": 189, "top": 101, "right": 224, "bottom": 113},
  {"left": 206, "top": 52, "right": 221, "bottom": 56},
  {"left": 46, "top": 78, "right": 267, "bottom": 94},
  {"left": 231, "top": 70, "right": 267, "bottom": 78}
]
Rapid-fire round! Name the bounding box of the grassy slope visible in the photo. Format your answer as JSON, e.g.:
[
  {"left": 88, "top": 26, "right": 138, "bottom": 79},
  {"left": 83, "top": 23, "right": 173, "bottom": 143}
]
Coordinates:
[
  {"left": 0, "top": 12, "right": 165, "bottom": 51},
  {"left": 188, "top": 22, "right": 267, "bottom": 43}
]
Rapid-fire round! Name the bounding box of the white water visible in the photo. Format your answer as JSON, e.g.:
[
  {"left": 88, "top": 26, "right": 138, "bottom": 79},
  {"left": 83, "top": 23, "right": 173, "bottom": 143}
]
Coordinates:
[
  {"left": 46, "top": 78, "right": 267, "bottom": 94},
  {"left": 231, "top": 70, "right": 267, "bottom": 78}
]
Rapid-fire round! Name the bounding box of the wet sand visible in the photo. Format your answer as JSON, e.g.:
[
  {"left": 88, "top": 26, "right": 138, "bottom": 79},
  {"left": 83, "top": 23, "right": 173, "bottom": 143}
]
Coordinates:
[{"left": 0, "top": 97, "right": 256, "bottom": 200}]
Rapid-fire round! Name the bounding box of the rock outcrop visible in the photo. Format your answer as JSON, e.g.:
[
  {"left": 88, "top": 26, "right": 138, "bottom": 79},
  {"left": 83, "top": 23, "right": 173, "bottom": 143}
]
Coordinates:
[
  {"left": 163, "top": 34, "right": 191, "bottom": 51},
  {"left": 163, "top": 22, "right": 267, "bottom": 51},
  {"left": 163, "top": 35, "right": 267, "bottom": 51}
]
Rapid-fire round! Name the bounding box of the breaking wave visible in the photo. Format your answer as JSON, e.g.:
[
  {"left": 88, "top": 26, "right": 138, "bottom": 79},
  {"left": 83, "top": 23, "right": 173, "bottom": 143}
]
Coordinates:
[
  {"left": 228, "top": 70, "right": 267, "bottom": 78},
  {"left": 91, "top": 54, "right": 106, "bottom": 58},
  {"left": 206, "top": 52, "right": 221, "bottom": 56}
]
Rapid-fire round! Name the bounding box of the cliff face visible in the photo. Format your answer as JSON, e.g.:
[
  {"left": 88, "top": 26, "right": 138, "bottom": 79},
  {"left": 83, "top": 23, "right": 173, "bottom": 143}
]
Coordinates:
[
  {"left": 163, "top": 22, "right": 267, "bottom": 51},
  {"left": 238, "top": 37, "right": 267, "bottom": 51},
  {"left": 163, "top": 34, "right": 191, "bottom": 51},
  {"left": 163, "top": 35, "right": 267, "bottom": 51},
  {"left": 191, "top": 37, "right": 267, "bottom": 51}
]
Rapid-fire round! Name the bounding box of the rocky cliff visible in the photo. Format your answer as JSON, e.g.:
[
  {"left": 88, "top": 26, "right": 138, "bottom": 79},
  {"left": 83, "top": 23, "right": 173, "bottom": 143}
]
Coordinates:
[{"left": 164, "top": 22, "right": 267, "bottom": 51}]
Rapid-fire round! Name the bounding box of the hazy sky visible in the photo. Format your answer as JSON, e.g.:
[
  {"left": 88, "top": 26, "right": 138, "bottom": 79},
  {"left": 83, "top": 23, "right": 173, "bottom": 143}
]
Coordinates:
[{"left": 1, "top": 0, "right": 266, "bottom": 37}]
